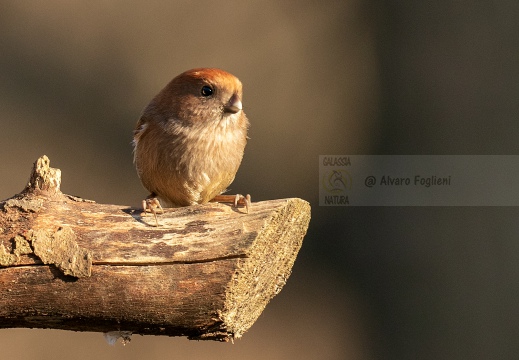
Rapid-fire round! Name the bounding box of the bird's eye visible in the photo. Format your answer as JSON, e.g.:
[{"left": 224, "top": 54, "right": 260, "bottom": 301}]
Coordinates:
[{"left": 201, "top": 85, "right": 214, "bottom": 97}]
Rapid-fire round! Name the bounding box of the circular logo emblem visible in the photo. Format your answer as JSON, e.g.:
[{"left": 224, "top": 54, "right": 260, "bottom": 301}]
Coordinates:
[{"left": 322, "top": 169, "right": 352, "bottom": 193}]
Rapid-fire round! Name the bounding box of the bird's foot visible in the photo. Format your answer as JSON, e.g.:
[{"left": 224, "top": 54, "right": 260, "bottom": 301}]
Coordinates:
[
  {"left": 211, "top": 194, "right": 251, "bottom": 213},
  {"left": 140, "top": 197, "right": 164, "bottom": 226}
]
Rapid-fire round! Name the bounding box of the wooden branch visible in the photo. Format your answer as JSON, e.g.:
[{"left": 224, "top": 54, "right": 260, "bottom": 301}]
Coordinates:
[{"left": 0, "top": 156, "right": 310, "bottom": 341}]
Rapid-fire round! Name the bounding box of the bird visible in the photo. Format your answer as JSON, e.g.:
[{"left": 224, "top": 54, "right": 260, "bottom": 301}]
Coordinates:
[{"left": 133, "top": 68, "right": 250, "bottom": 225}]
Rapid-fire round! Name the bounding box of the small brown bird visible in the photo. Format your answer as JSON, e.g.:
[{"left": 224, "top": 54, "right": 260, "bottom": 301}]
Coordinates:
[{"left": 133, "top": 68, "right": 250, "bottom": 223}]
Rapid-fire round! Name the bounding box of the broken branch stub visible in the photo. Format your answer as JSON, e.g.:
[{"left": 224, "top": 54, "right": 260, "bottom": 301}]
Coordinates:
[
  {"left": 0, "top": 155, "right": 310, "bottom": 341},
  {"left": 24, "top": 155, "right": 61, "bottom": 194}
]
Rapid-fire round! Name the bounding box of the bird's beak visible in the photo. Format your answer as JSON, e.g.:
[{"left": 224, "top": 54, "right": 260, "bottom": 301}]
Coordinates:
[{"left": 224, "top": 94, "right": 242, "bottom": 114}]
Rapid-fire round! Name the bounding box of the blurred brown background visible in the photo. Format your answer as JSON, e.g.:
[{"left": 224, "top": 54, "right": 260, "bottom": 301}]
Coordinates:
[{"left": 1, "top": 1, "right": 518, "bottom": 359}]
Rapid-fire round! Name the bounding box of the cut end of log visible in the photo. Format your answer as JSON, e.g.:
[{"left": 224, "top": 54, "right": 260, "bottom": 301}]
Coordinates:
[
  {"left": 0, "top": 155, "right": 311, "bottom": 341},
  {"left": 219, "top": 198, "right": 310, "bottom": 340}
]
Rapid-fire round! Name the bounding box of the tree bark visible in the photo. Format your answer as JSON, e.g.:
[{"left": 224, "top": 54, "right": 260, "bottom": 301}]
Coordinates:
[{"left": 0, "top": 156, "right": 310, "bottom": 341}]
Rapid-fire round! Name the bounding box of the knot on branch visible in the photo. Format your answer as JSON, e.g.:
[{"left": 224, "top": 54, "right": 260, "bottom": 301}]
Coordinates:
[{"left": 24, "top": 155, "right": 62, "bottom": 195}]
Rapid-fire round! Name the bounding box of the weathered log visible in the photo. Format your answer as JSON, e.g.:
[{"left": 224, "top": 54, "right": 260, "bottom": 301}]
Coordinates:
[{"left": 0, "top": 156, "right": 310, "bottom": 341}]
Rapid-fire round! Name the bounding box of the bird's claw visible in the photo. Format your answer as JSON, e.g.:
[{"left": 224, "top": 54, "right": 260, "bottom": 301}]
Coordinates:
[
  {"left": 211, "top": 194, "right": 251, "bottom": 213},
  {"left": 233, "top": 194, "right": 251, "bottom": 213},
  {"left": 140, "top": 197, "right": 164, "bottom": 226}
]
